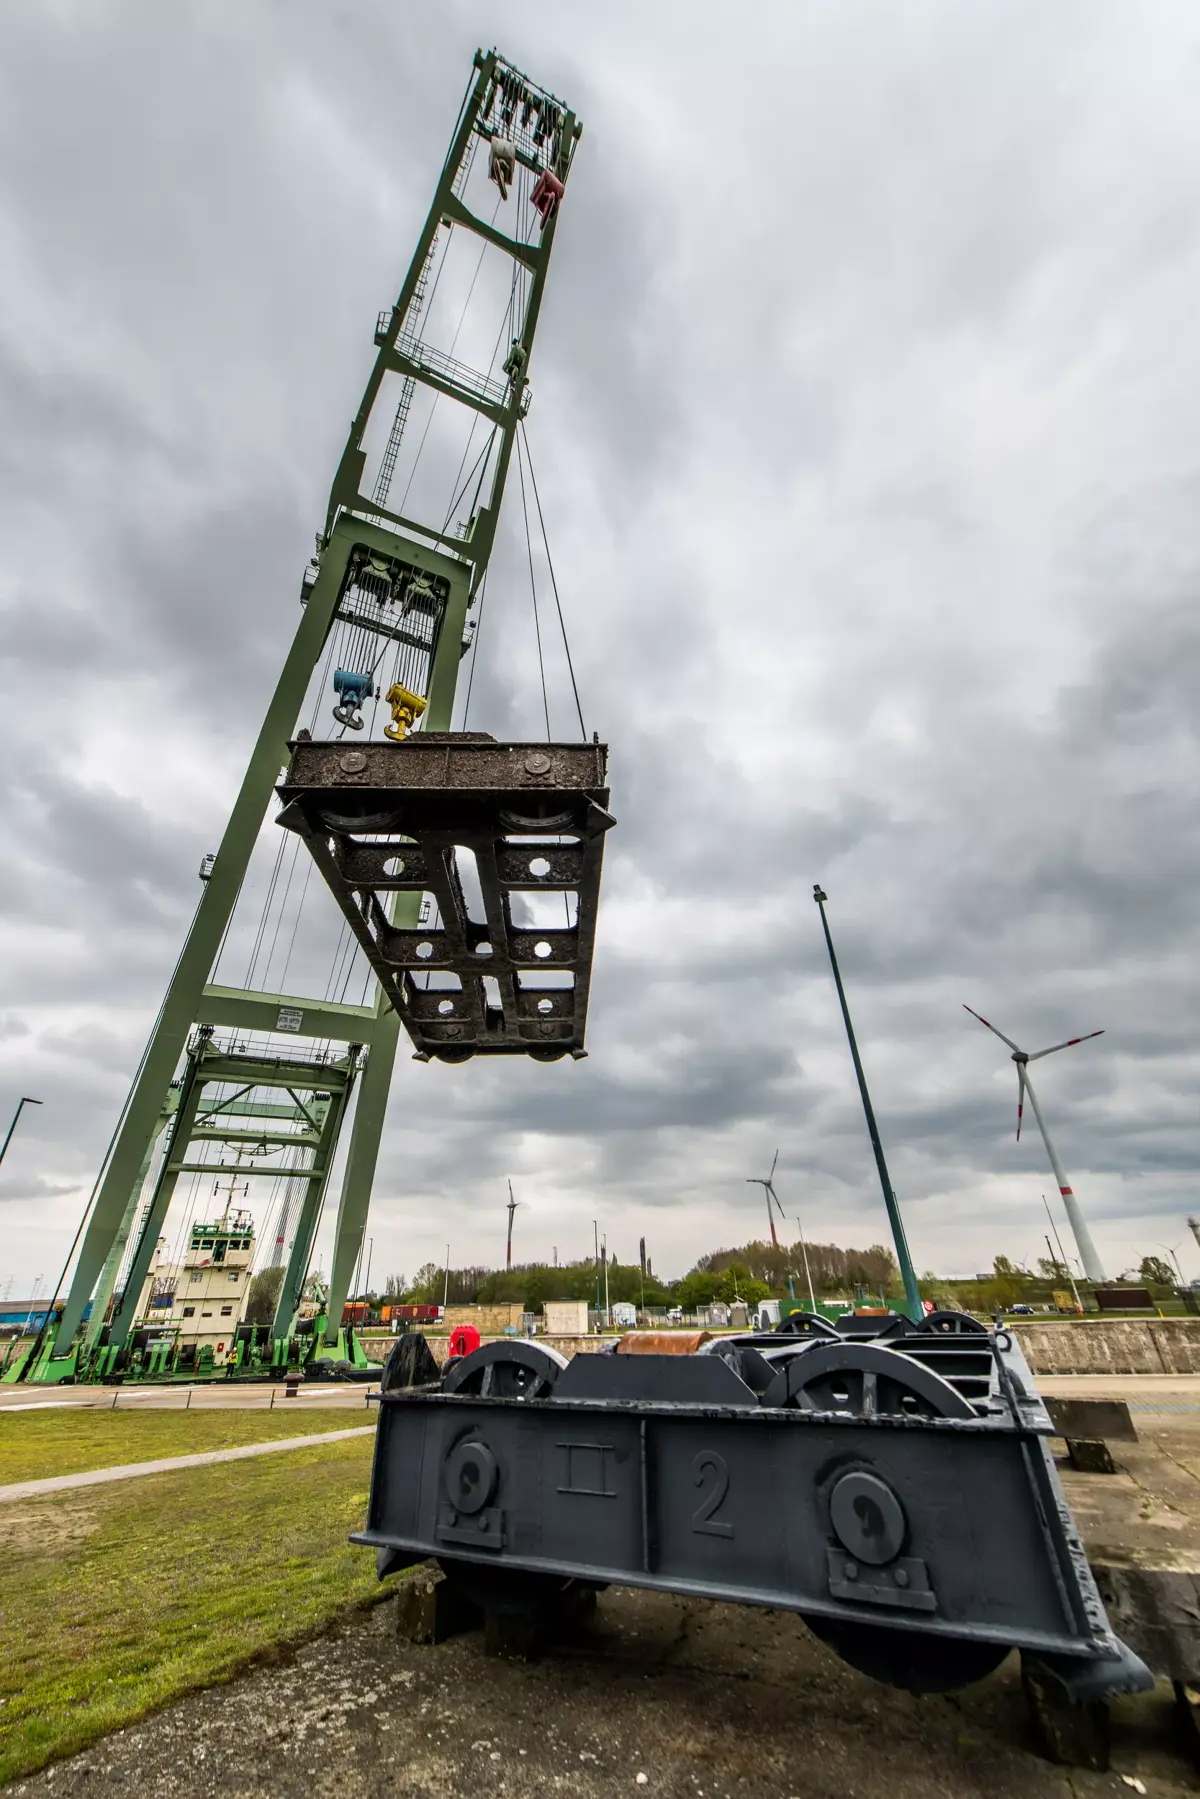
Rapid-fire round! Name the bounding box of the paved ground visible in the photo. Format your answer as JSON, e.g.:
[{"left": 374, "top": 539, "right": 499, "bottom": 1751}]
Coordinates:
[
  {"left": 1041, "top": 1377, "right": 1200, "bottom": 1399},
  {"left": 5, "top": 1581, "right": 1194, "bottom": 1799},
  {"left": 0, "top": 1425, "right": 373, "bottom": 1505}
]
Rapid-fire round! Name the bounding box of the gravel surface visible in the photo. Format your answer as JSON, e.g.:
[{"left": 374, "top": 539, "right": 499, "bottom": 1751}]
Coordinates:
[{"left": 5, "top": 1582, "right": 1194, "bottom": 1798}]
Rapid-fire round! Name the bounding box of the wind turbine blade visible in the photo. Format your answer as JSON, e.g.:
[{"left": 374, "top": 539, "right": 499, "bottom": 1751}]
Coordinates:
[
  {"left": 769, "top": 1149, "right": 779, "bottom": 1181},
  {"left": 1016, "top": 1067, "right": 1026, "bottom": 1142},
  {"left": 963, "top": 1004, "right": 1021, "bottom": 1053},
  {"left": 1028, "top": 1029, "right": 1104, "bottom": 1061}
]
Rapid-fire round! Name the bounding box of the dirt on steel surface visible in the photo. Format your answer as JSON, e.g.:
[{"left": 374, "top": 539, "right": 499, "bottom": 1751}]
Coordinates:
[{"left": 6, "top": 1584, "right": 1194, "bottom": 1799}]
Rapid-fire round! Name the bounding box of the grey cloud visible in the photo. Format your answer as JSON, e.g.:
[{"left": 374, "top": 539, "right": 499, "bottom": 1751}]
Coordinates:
[{"left": 4, "top": 0, "right": 1200, "bottom": 1290}]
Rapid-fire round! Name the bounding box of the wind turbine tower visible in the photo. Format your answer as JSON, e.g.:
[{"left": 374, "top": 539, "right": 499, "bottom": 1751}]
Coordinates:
[
  {"left": 964, "top": 1006, "right": 1106, "bottom": 1285},
  {"left": 747, "top": 1151, "right": 783, "bottom": 1248},
  {"left": 506, "top": 1180, "right": 521, "bottom": 1271}
]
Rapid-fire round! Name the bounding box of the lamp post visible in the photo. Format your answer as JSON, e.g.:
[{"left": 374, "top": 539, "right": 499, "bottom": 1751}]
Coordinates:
[
  {"left": 0, "top": 1097, "right": 42, "bottom": 1174},
  {"left": 593, "top": 1220, "right": 601, "bottom": 1325},
  {"left": 812, "top": 886, "right": 922, "bottom": 1322},
  {"left": 602, "top": 1233, "right": 610, "bottom": 1325}
]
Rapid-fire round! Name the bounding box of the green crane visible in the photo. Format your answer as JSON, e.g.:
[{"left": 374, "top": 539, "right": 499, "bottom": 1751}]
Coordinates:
[{"left": 22, "top": 50, "right": 582, "bottom": 1382}]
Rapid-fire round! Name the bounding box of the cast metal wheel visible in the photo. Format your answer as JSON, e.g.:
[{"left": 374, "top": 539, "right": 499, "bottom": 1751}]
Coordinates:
[
  {"left": 803, "top": 1615, "right": 1010, "bottom": 1692},
  {"left": 442, "top": 1339, "right": 567, "bottom": 1400},
  {"left": 761, "top": 1341, "right": 975, "bottom": 1419},
  {"left": 917, "top": 1309, "right": 988, "bottom": 1336},
  {"left": 773, "top": 1311, "right": 838, "bottom": 1338}
]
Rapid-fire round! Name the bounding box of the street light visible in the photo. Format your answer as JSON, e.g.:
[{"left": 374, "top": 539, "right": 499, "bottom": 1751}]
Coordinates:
[{"left": 0, "top": 1097, "right": 43, "bottom": 1173}]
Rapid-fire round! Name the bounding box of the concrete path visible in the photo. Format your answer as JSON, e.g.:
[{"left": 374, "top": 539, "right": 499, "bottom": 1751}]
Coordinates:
[
  {"left": 0, "top": 1383, "right": 376, "bottom": 1412},
  {"left": 0, "top": 1424, "right": 374, "bottom": 1505}
]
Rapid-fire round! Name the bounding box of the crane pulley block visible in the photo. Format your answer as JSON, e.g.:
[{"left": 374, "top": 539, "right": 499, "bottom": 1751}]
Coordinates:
[{"left": 275, "top": 733, "right": 614, "bottom": 1063}]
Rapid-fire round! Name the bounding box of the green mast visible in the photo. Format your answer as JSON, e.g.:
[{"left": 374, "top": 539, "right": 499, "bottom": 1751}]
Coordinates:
[
  {"left": 39, "top": 51, "right": 581, "bottom": 1376},
  {"left": 813, "top": 885, "right": 923, "bottom": 1322}
]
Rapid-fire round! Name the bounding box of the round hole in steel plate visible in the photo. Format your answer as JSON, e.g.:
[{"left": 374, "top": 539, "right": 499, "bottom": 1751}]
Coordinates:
[
  {"left": 415, "top": 942, "right": 434, "bottom": 960},
  {"left": 533, "top": 941, "right": 552, "bottom": 959},
  {"left": 536, "top": 998, "right": 554, "bottom": 1014},
  {"left": 528, "top": 856, "right": 551, "bottom": 877},
  {"left": 474, "top": 942, "right": 493, "bottom": 957},
  {"left": 383, "top": 856, "right": 405, "bottom": 877},
  {"left": 437, "top": 1000, "right": 455, "bottom": 1014}
]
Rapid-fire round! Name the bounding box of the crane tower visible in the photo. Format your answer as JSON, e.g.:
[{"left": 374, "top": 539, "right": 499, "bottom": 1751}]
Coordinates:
[{"left": 23, "top": 50, "right": 596, "bottom": 1382}]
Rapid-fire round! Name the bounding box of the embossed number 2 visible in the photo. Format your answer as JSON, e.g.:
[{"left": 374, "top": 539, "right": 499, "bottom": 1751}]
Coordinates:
[{"left": 691, "top": 1451, "right": 733, "bottom": 1538}]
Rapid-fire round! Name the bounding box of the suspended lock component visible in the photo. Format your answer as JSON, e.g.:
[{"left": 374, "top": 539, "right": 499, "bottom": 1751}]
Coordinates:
[
  {"left": 275, "top": 733, "right": 613, "bottom": 1061},
  {"left": 488, "top": 136, "right": 517, "bottom": 200},
  {"left": 354, "top": 1313, "right": 1153, "bottom": 1701},
  {"left": 530, "top": 169, "right": 565, "bottom": 226},
  {"left": 332, "top": 668, "right": 374, "bottom": 730}
]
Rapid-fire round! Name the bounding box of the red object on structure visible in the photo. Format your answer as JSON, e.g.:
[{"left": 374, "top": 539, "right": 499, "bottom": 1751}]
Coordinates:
[
  {"left": 530, "top": 169, "right": 564, "bottom": 224},
  {"left": 449, "top": 1323, "right": 481, "bottom": 1359}
]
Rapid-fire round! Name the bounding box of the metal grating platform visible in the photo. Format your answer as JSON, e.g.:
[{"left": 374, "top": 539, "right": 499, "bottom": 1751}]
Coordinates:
[{"left": 275, "top": 733, "right": 613, "bottom": 1063}]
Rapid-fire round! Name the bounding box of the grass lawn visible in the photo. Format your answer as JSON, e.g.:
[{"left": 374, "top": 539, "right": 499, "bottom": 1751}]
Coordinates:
[
  {"left": 0, "top": 1406, "right": 371, "bottom": 1486},
  {"left": 0, "top": 1431, "right": 398, "bottom": 1783}
]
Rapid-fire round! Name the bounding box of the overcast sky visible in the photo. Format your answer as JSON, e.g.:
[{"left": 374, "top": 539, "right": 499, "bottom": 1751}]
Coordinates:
[{"left": 2, "top": 0, "right": 1199, "bottom": 1300}]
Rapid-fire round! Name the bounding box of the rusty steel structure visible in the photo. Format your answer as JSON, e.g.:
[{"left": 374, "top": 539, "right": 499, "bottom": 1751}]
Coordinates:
[{"left": 277, "top": 734, "right": 612, "bottom": 1062}]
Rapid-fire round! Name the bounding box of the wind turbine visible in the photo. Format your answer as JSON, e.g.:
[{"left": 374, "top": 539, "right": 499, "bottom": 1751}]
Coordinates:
[
  {"left": 964, "top": 1006, "right": 1106, "bottom": 1284},
  {"left": 747, "top": 1152, "right": 784, "bottom": 1248},
  {"left": 505, "top": 1180, "right": 521, "bottom": 1270},
  {"left": 747, "top": 1156, "right": 820, "bottom": 1314}
]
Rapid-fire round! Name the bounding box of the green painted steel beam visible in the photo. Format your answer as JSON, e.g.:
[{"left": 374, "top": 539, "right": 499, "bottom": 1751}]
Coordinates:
[
  {"left": 185, "top": 1053, "right": 355, "bottom": 1092},
  {"left": 271, "top": 1072, "right": 358, "bottom": 1339},
  {"left": 440, "top": 191, "right": 541, "bottom": 269},
  {"left": 52, "top": 529, "right": 361, "bottom": 1352},
  {"left": 169, "top": 1162, "right": 325, "bottom": 1179},
  {"left": 197, "top": 986, "right": 376, "bottom": 1046},
  {"left": 182, "top": 1128, "right": 321, "bottom": 1149},
  {"left": 80, "top": 1090, "right": 178, "bottom": 1358},
  {"left": 194, "top": 1099, "right": 322, "bottom": 1123}
]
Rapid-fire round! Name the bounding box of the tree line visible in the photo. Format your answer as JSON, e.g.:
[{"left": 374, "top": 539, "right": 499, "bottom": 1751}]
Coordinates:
[{"left": 337, "top": 1235, "right": 903, "bottom": 1314}]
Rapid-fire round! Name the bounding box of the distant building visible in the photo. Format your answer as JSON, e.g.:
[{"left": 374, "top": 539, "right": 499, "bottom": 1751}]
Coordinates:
[
  {"left": 0, "top": 1299, "right": 92, "bottom": 1334},
  {"left": 544, "top": 1299, "right": 589, "bottom": 1336},
  {"left": 164, "top": 1207, "right": 255, "bottom": 1364}
]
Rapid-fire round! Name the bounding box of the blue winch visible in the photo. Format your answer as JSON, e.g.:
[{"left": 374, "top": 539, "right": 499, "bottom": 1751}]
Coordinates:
[{"left": 331, "top": 668, "right": 374, "bottom": 730}]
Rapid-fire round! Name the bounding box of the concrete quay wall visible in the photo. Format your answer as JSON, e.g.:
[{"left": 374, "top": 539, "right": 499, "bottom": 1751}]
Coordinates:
[{"left": 361, "top": 1319, "right": 1200, "bottom": 1378}]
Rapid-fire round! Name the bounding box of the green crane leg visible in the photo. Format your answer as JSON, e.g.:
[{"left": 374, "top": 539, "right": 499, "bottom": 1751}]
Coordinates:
[
  {"left": 52, "top": 538, "right": 353, "bottom": 1352},
  {"left": 270, "top": 1073, "right": 358, "bottom": 1341},
  {"left": 319, "top": 1009, "right": 403, "bottom": 1346},
  {"left": 80, "top": 1093, "right": 177, "bottom": 1358},
  {"left": 107, "top": 1059, "right": 208, "bottom": 1353}
]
